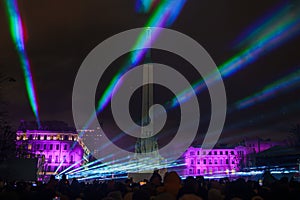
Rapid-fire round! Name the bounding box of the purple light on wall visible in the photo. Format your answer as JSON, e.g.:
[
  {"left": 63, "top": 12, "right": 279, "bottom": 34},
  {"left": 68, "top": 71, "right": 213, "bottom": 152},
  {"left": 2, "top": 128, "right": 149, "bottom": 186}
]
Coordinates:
[
  {"left": 180, "top": 139, "right": 279, "bottom": 177},
  {"left": 16, "top": 129, "right": 88, "bottom": 177}
]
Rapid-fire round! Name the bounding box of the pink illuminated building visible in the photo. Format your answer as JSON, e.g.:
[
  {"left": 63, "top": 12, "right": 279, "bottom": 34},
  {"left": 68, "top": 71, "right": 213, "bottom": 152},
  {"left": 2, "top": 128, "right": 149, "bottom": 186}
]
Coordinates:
[
  {"left": 16, "top": 121, "right": 90, "bottom": 180},
  {"left": 182, "top": 147, "right": 246, "bottom": 177},
  {"left": 181, "top": 138, "right": 283, "bottom": 177}
]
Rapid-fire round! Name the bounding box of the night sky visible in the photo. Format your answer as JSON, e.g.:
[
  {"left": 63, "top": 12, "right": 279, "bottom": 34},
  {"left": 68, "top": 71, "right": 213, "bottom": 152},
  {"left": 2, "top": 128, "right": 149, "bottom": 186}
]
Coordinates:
[{"left": 1, "top": 0, "right": 300, "bottom": 146}]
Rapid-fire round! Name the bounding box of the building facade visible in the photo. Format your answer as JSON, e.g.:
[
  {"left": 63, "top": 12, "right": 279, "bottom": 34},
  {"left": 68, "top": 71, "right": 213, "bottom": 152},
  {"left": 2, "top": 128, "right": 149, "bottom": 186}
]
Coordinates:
[
  {"left": 181, "top": 138, "right": 284, "bottom": 177},
  {"left": 182, "top": 147, "right": 246, "bottom": 177},
  {"left": 16, "top": 121, "right": 90, "bottom": 180}
]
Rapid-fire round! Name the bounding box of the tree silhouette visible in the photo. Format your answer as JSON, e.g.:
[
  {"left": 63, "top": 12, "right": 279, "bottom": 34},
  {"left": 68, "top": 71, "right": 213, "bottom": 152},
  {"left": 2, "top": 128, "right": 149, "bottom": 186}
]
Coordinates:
[{"left": 0, "top": 74, "right": 16, "bottom": 161}]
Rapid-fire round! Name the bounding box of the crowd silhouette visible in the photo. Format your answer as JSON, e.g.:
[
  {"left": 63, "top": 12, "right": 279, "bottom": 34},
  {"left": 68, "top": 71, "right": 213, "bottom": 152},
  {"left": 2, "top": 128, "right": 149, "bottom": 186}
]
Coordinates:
[{"left": 0, "top": 171, "right": 300, "bottom": 200}]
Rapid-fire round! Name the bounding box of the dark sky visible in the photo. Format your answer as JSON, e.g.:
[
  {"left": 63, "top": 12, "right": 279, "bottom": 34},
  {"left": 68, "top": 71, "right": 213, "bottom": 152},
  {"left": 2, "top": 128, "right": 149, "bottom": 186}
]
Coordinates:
[{"left": 1, "top": 0, "right": 300, "bottom": 145}]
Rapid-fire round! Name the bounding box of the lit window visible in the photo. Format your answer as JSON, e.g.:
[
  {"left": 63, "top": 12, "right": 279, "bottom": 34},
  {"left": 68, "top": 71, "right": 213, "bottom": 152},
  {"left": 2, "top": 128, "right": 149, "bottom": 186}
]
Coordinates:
[
  {"left": 28, "top": 144, "right": 32, "bottom": 150},
  {"left": 48, "top": 155, "right": 52, "bottom": 163}
]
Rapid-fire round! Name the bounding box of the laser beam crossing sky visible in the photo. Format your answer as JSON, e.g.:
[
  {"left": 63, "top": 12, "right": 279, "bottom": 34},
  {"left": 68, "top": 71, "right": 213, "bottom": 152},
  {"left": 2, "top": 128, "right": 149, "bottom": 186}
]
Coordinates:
[{"left": 4, "top": 0, "right": 40, "bottom": 127}]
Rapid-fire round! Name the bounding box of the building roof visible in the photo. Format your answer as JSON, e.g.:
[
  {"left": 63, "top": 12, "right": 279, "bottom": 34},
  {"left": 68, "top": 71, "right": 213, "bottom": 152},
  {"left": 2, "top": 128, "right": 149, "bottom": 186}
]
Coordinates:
[{"left": 18, "top": 120, "right": 77, "bottom": 133}]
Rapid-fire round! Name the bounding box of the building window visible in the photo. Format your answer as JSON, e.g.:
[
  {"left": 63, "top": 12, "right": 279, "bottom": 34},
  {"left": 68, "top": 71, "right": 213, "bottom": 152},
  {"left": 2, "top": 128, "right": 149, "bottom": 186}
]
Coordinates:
[
  {"left": 56, "top": 144, "right": 59, "bottom": 150},
  {"left": 44, "top": 135, "right": 47, "bottom": 140},
  {"left": 203, "top": 159, "right": 206, "bottom": 164},
  {"left": 64, "top": 144, "right": 68, "bottom": 150},
  {"left": 230, "top": 151, "right": 234, "bottom": 155},
  {"left": 44, "top": 144, "right": 47, "bottom": 150},
  {"left": 232, "top": 161, "right": 235, "bottom": 164},
  {"left": 64, "top": 135, "right": 68, "bottom": 140},
  {"left": 225, "top": 151, "right": 228, "bottom": 155},
  {"left": 38, "top": 135, "right": 40, "bottom": 140},
  {"left": 209, "top": 159, "right": 212, "bottom": 165},
  {"left": 214, "top": 151, "right": 217, "bottom": 155},
  {"left": 197, "top": 169, "right": 200, "bottom": 174},
  {"left": 214, "top": 159, "right": 218, "bottom": 164},
  {"left": 189, "top": 168, "right": 193, "bottom": 174},
  {"left": 226, "top": 159, "right": 229, "bottom": 164},
  {"left": 190, "top": 151, "right": 195, "bottom": 156},
  {"left": 55, "top": 155, "right": 59, "bottom": 163},
  {"left": 220, "top": 159, "right": 223, "bottom": 164},
  {"left": 37, "top": 144, "right": 40, "bottom": 150},
  {"left": 28, "top": 135, "right": 33, "bottom": 140},
  {"left": 203, "top": 169, "right": 207, "bottom": 174},
  {"left": 48, "top": 155, "right": 52, "bottom": 163},
  {"left": 47, "top": 166, "right": 51, "bottom": 172},
  {"left": 72, "top": 136, "right": 75, "bottom": 141},
  {"left": 50, "top": 144, "right": 53, "bottom": 150},
  {"left": 191, "top": 159, "right": 194, "bottom": 165},
  {"left": 197, "top": 151, "right": 200, "bottom": 155},
  {"left": 63, "top": 155, "right": 67, "bottom": 163},
  {"left": 220, "top": 151, "right": 223, "bottom": 155},
  {"left": 197, "top": 159, "right": 200, "bottom": 164},
  {"left": 70, "top": 155, "right": 74, "bottom": 163},
  {"left": 208, "top": 151, "right": 212, "bottom": 155}
]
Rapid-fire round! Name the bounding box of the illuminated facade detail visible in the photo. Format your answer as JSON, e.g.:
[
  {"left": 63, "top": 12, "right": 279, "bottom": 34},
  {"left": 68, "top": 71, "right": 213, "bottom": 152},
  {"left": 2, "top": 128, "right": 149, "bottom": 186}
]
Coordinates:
[
  {"left": 182, "top": 147, "right": 245, "bottom": 176},
  {"left": 181, "top": 138, "right": 283, "bottom": 177},
  {"left": 16, "top": 121, "right": 90, "bottom": 179}
]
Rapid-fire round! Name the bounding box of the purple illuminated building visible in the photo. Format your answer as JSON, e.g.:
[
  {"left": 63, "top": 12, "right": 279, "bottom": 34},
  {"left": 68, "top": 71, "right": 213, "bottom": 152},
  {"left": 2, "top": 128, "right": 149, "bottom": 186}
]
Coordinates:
[
  {"left": 181, "top": 138, "right": 283, "bottom": 177},
  {"left": 16, "top": 121, "right": 90, "bottom": 180}
]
